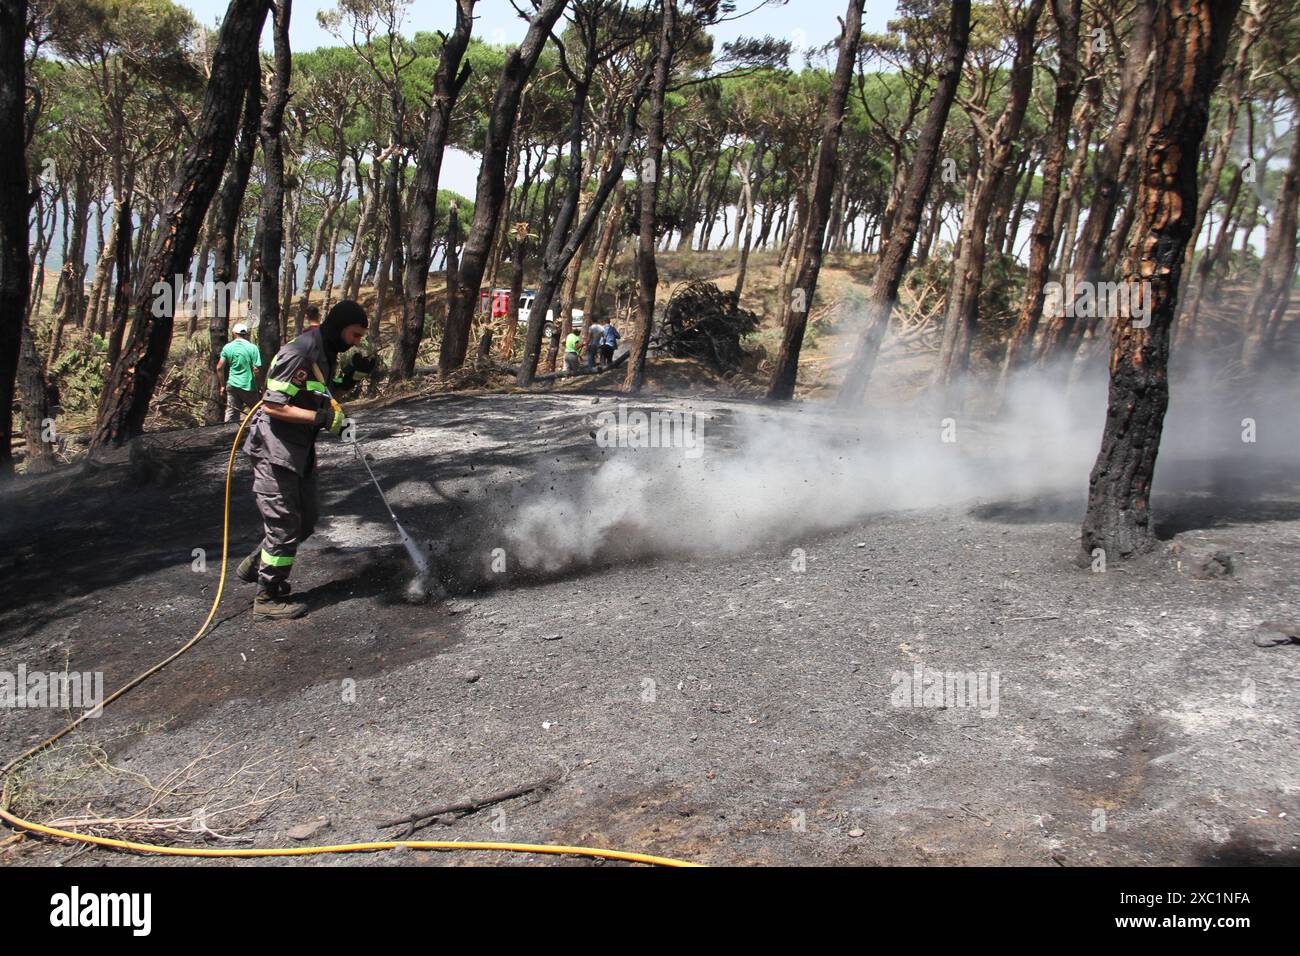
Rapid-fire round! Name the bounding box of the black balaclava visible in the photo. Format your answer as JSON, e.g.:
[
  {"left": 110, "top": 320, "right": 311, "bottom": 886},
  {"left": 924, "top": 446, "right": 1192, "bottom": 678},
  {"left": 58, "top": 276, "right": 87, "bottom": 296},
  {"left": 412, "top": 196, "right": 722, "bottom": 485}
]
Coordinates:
[{"left": 320, "top": 300, "right": 367, "bottom": 357}]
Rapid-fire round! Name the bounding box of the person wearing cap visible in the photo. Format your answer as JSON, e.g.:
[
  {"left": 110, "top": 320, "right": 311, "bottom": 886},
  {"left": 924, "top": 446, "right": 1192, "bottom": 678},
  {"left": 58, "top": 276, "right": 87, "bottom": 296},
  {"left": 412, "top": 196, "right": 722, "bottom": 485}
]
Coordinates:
[
  {"left": 217, "top": 323, "right": 263, "bottom": 423},
  {"left": 234, "top": 301, "right": 376, "bottom": 619}
]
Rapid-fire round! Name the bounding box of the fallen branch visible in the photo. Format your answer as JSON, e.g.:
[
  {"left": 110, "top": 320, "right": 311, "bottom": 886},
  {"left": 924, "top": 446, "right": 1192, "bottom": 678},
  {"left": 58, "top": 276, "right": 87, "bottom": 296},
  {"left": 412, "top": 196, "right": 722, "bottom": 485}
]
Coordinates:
[{"left": 378, "top": 772, "right": 562, "bottom": 837}]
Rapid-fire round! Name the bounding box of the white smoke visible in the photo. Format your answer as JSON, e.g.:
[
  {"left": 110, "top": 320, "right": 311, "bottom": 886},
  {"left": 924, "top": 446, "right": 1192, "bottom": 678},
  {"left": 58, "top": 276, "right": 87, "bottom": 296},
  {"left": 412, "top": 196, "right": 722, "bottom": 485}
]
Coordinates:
[{"left": 501, "top": 372, "right": 1115, "bottom": 574}]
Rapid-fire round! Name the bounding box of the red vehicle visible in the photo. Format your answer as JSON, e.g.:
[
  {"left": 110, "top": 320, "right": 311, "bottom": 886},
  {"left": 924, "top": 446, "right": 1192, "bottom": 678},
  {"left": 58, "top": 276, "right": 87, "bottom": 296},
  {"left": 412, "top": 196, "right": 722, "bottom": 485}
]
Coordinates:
[{"left": 479, "top": 288, "right": 512, "bottom": 318}]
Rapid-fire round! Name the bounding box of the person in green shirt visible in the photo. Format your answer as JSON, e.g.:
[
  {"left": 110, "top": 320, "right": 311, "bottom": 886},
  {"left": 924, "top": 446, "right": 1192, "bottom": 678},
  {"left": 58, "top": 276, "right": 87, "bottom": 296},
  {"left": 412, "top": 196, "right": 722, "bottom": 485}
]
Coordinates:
[
  {"left": 564, "top": 328, "right": 581, "bottom": 374},
  {"left": 217, "top": 323, "right": 263, "bottom": 423}
]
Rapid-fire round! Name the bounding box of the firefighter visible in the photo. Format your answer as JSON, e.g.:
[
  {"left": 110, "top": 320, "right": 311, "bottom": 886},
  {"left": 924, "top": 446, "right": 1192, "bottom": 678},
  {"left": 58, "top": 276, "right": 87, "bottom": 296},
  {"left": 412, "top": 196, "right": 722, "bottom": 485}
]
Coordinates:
[{"left": 234, "top": 301, "right": 376, "bottom": 619}]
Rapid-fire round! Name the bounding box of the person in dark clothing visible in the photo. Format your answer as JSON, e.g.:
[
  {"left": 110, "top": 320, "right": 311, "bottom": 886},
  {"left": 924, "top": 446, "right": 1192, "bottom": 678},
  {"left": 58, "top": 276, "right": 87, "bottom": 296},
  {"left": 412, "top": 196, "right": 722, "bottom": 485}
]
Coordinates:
[
  {"left": 600, "top": 320, "right": 620, "bottom": 366},
  {"left": 234, "top": 301, "right": 375, "bottom": 619}
]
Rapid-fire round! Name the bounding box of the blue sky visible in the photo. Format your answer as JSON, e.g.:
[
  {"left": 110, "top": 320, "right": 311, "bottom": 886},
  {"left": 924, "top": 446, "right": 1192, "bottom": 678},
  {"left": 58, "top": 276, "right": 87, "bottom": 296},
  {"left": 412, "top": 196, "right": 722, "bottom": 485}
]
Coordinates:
[
  {"left": 176, "top": 0, "right": 902, "bottom": 201},
  {"left": 179, "top": 0, "right": 900, "bottom": 57}
]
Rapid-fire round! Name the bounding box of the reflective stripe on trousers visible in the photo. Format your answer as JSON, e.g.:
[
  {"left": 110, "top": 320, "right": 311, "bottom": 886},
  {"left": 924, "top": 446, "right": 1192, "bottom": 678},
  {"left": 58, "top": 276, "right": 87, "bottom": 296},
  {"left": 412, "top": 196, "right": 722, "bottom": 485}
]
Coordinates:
[{"left": 251, "top": 456, "right": 318, "bottom": 589}]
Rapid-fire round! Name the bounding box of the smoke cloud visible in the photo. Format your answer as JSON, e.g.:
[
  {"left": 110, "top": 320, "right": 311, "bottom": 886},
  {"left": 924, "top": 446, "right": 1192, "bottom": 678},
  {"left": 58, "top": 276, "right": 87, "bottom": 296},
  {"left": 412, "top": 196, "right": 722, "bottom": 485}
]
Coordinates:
[{"left": 494, "top": 356, "right": 1299, "bottom": 577}]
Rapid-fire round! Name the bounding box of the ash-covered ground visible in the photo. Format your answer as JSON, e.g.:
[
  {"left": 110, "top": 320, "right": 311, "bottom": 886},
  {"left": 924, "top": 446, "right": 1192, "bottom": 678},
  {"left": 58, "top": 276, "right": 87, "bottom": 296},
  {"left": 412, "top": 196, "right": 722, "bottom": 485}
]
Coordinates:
[{"left": 1, "top": 388, "right": 1297, "bottom": 866}]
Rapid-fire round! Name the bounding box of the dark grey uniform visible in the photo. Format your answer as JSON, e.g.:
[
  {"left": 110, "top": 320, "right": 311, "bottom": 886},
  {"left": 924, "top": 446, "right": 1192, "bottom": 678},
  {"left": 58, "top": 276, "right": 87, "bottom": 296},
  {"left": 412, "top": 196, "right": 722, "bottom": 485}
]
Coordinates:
[{"left": 242, "top": 328, "right": 357, "bottom": 593}]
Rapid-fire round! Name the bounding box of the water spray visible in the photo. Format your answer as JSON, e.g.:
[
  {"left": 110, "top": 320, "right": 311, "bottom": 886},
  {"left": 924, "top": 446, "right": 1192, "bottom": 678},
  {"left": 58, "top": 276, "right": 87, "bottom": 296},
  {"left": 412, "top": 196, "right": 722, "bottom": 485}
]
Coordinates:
[{"left": 350, "top": 439, "right": 432, "bottom": 603}]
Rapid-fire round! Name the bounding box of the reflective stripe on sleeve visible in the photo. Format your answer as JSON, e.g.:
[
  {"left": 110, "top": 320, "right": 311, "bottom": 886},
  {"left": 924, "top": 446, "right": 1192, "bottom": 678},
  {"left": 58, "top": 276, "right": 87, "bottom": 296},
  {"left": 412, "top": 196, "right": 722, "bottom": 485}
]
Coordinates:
[
  {"left": 267, "top": 378, "right": 326, "bottom": 396},
  {"left": 260, "top": 549, "right": 295, "bottom": 567}
]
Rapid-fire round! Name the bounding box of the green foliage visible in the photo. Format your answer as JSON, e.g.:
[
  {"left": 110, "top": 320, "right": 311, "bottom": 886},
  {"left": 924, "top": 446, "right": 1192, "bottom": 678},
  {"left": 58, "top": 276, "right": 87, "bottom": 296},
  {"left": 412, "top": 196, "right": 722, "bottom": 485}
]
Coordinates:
[
  {"left": 972, "top": 251, "right": 1026, "bottom": 357},
  {"left": 47, "top": 333, "right": 110, "bottom": 414},
  {"left": 900, "top": 248, "right": 1026, "bottom": 361},
  {"left": 47, "top": 0, "right": 197, "bottom": 71}
]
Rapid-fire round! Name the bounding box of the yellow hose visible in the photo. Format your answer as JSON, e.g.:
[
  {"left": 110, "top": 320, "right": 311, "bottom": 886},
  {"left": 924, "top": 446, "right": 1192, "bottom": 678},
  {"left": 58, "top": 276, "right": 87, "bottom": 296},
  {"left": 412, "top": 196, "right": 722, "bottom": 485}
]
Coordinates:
[{"left": 1, "top": 403, "right": 699, "bottom": 867}]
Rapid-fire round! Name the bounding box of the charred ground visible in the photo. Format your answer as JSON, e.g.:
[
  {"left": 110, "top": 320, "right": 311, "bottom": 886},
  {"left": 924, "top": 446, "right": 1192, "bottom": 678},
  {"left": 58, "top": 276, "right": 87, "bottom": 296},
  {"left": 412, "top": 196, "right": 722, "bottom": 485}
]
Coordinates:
[{"left": 1, "top": 389, "right": 1297, "bottom": 866}]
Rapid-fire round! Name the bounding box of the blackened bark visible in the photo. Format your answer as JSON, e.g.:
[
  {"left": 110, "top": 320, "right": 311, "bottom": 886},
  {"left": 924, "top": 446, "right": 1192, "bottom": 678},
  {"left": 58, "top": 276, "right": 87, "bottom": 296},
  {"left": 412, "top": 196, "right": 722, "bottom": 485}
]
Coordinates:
[
  {"left": 445, "top": 198, "right": 461, "bottom": 309},
  {"left": 1080, "top": 0, "right": 1242, "bottom": 561},
  {"left": 254, "top": 0, "right": 292, "bottom": 370},
  {"left": 996, "top": 0, "right": 1082, "bottom": 401},
  {"left": 0, "top": 0, "right": 32, "bottom": 478},
  {"left": 1039, "top": 0, "right": 1154, "bottom": 361},
  {"left": 584, "top": 178, "right": 626, "bottom": 314},
  {"left": 623, "top": 0, "right": 675, "bottom": 394},
  {"left": 440, "top": 0, "right": 568, "bottom": 377},
  {"left": 766, "top": 0, "right": 864, "bottom": 400},
  {"left": 1242, "top": 120, "right": 1300, "bottom": 366},
  {"left": 931, "top": 0, "right": 1045, "bottom": 393},
  {"left": 91, "top": 0, "right": 270, "bottom": 448},
  {"left": 836, "top": 0, "right": 972, "bottom": 407},
  {"left": 16, "top": 319, "right": 51, "bottom": 472},
  {"left": 206, "top": 73, "right": 261, "bottom": 424},
  {"left": 390, "top": 0, "right": 474, "bottom": 382}
]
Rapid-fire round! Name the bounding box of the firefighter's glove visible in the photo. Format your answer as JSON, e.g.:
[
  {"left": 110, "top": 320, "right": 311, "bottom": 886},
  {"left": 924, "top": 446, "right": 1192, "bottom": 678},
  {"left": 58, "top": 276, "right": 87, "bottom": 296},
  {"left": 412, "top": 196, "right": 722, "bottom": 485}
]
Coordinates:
[{"left": 316, "top": 400, "right": 347, "bottom": 437}]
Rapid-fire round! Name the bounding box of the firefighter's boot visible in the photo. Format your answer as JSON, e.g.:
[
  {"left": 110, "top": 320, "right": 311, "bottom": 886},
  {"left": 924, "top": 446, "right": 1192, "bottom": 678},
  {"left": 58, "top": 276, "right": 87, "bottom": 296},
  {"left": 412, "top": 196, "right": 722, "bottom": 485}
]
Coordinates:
[{"left": 254, "top": 585, "right": 306, "bottom": 620}]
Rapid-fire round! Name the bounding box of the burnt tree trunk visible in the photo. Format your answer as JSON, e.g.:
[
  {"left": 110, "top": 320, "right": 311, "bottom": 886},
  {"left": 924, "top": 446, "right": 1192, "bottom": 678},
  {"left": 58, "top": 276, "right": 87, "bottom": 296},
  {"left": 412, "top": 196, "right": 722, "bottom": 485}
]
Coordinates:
[
  {"left": 931, "top": 0, "right": 1045, "bottom": 394},
  {"left": 390, "top": 0, "right": 474, "bottom": 382},
  {"left": 103, "top": 173, "right": 134, "bottom": 375},
  {"left": 1241, "top": 118, "right": 1300, "bottom": 367},
  {"left": 584, "top": 177, "right": 626, "bottom": 315},
  {"left": 1, "top": 0, "right": 35, "bottom": 477},
  {"left": 1080, "top": 0, "right": 1242, "bottom": 561},
  {"left": 91, "top": 0, "right": 270, "bottom": 448},
  {"left": 996, "top": 0, "right": 1082, "bottom": 402},
  {"left": 440, "top": 0, "right": 567, "bottom": 377},
  {"left": 253, "top": 0, "right": 291, "bottom": 370},
  {"left": 837, "top": 0, "right": 972, "bottom": 407},
  {"left": 205, "top": 73, "right": 261, "bottom": 424},
  {"left": 1039, "top": 0, "right": 1154, "bottom": 362},
  {"left": 623, "top": 0, "right": 676, "bottom": 394},
  {"left": 765, "top": 0, "right": 864, "bottom": 401}
]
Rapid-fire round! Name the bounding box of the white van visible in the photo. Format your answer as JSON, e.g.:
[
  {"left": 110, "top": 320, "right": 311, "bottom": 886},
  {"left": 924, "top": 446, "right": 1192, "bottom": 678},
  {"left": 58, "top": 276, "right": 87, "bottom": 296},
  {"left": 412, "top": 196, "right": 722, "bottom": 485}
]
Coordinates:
[{"left": 516, "top": 291, "right": 584, "bottom": 337}]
